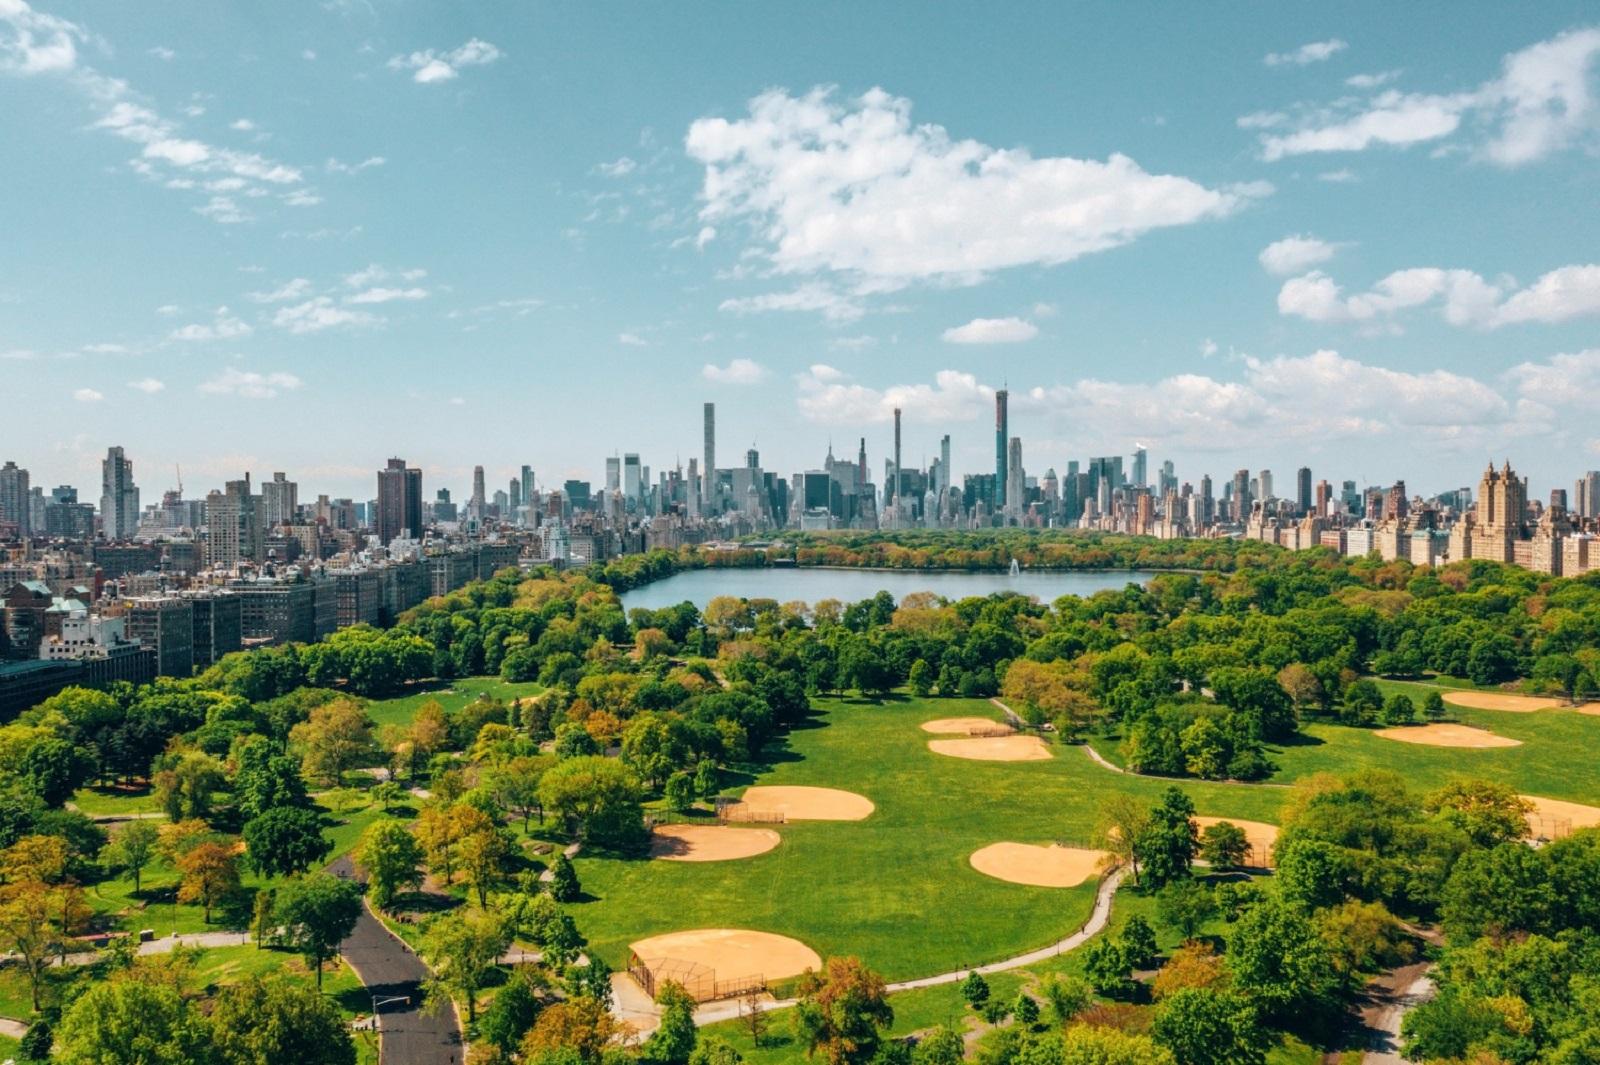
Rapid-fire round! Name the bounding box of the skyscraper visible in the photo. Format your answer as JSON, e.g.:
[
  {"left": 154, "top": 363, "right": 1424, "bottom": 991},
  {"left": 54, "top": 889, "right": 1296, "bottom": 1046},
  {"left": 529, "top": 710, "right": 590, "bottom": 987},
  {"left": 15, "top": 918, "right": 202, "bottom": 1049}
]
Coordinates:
[
  {"left": 376, "top": 457, "right": 423, "bottom": 545},
  {"left": 1231, "top": 469, "right": 1251, "bottom": 522},
  {"left": 1258, "top": 469, "right": 1274, "bottom": 503},
  {"left": 891, "top": 407, "right": 902, "bottom": 504},
  {"left": 623, "top": 453, "right": 642, "bottom": 502},
  {"left": 100, "top": 446, "right": 140, "bottom": 540},
  {"left": 0, "top": 461, "right": 30, "bottom": 536},
  {"left": 939, "top": 434, "right": 951, "bottom": 496},
  {"left": 1576, "top": 471, "right": 1600, "bottom": 520},
  {"left": 1006, "top": 436, "right": 1024, "bottom": 518},
  {"left": 205, "top": 477, "right": 261, "bottom": 569},
  {"left": 703, "top": 402, "right": 716, "bottom": 510},
  {"left": 520, "top": 466, "right": 535, "bottom": 518},
  {"left": 1132, "top": 447, "right": 1148, "bottom": 489},
  {"left": 1296, "top": 467, "right": 1313, "bottom": 514},
  {"left": 260, "top": 471, "right": 298, "bottom": 529},
  {"left": 994, "top": 389, "right": 1008, "bottom": 512}
]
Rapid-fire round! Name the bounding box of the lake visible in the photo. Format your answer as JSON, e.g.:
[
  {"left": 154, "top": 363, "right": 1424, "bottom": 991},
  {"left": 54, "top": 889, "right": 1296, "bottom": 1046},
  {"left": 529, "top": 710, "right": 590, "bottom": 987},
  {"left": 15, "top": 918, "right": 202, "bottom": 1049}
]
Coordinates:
[{"left": 617, "top": 566, "right": 1151, "bottom": 611}]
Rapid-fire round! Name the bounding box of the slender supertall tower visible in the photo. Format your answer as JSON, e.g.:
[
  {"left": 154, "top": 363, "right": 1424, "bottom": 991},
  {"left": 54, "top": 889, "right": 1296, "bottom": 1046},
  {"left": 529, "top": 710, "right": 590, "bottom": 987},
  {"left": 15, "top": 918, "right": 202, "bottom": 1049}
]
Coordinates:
[
  {"left": 702, "top": 402, "right": 715, "bottom": 510},
  {"left": 940, "top": 434, "right": 951, "bottom": 496},
  {"left": 994, "top": 389, "right": 1009, "bottom": 511},
  {"left": 891, "top": 407, "right": 902, "bottom": 504}
]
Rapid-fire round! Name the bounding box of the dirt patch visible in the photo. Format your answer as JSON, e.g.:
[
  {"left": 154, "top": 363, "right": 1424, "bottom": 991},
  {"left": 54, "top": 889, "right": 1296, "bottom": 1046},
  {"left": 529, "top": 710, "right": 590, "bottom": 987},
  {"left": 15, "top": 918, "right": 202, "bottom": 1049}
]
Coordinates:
[
  {"left": 649, "top": 824, "right": 780, "bottom": 862},
  {"left": 1521, "top": 794, "right": 1600, "bottom": 839},
  {"left": 929, "top": 735, "right": 1053, "bottom": 761},
  {"left": 1374, "top": 723, "right": 1520, "bottom": 748},
  {"left": 1443, "top": 691, "right": 1562, "bottom": 713},
  {"left": 728, "top": 785, "right": 874, "bottom": 821},
  {"left": 1194, "top": 816, "right": 1278, "bottom": 867},
  {"left": 628, "top": 928, "right": 821, "bottom": 999},
  {"left": 920, "top": 717, "right": 1014, "bottom": 736},
  {"left": 969, "top": 842, "right": 1110, "bottom": 887}
]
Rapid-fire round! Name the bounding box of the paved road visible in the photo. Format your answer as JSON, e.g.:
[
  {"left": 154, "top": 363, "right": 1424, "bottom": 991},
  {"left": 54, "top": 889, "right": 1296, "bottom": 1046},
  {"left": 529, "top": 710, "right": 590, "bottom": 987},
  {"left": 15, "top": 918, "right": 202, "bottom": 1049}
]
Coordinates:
[{"left": 330, "top": 857, "right": 464, "bottom": 1065}]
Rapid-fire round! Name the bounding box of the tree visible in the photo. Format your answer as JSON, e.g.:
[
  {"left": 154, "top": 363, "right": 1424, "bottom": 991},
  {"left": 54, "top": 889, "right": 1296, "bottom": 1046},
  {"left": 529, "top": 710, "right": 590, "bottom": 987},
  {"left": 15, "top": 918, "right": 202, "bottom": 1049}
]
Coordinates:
[
  {"left": 1199, "top": 822, "right": 1249, "bottom": 871},
  {"left": 20, "top": 737, "right": 86, "bottom": 807},
  {"left": 1150, "top": 988, "right": 1266, "bottom": 1065},
  {"left": 648, "top": 981, "right": 698, "bottom": 1065},
  {"left": 907, "top": 660, "right": 933, "bottom": 698},
  {"left": 241, "top": 807, "right": 331, "bottom": 878},
  {"left": 521, "top": 995, "right": 619, "bottom": 1065},
  {"left": 1093, "top": 793, "right": 1152, "bottom": 885},
  {"left": 232, "top": 741, "right": 309, "bottom": 821},
  {"left": 491, "top": 754, "right": 551, "bottom": 830},
  {"left": 152, "top": 750, "right": 227, "bottom": 821},
  {"left": 1275, "top": 838, "right": 1352, "bottom": 910},
  {"left": 456, "top": 806, "right": 514, "bottom": 908},
  {"left": 1422, "top": 691, "right": 1447, "bottom": 721},
  {"left": 961, "top": 970, "right": 990, "bottom": 1009},
  {"left": 252, "top": 888, "right": 276, "bottom": 948},
  {"left": 1424, "top": 779, "right": 1531, "bottom": 847},
  {"left": 1060, "top": 1026, "right": 1175, "bottom": 1065},
  {"left": 738, "top": 989, "right": 770, "bottom": 1048},
  {"left": 101, "top": 819, "right": 158, "bottom": 895},
  {"left": 1013, "top": 993, "right": 1040, "bottom": 1029},
  {"left": 1156, "top": 881, "right": 1218, "bottom": 942},
  {"left": 425, "top": 907, "right": 511, "bottom": 1022},
  {"left": 1134, "top": 788, "right": 1199, "bottom": 889},
  {"left": 691, "top": 1039, "right": 745, "bottom": 1065},
  {"left": 548, "top": 853, "right": 581, "bottom": 902},
  {"left": 912, "top": 1027, "right": 963, "bottom": 1065},
  {"left": 1120, "top": 914, "right": 1159, "bottom": 969},
  {"left": 275, "top": 873, "right": 363, "bottom": 988},
  {"left": 1038, "top": 974, "right": 1092, "bottom": 1027},
  {"left": 1152, "top": 943, "right": 1228, "bottom": 1000},
  {"left": 176, "top": 840, "right": 240, "bottom": 924},
  {"left": 289, "top": 698, "right": 374, "bottom": 787},
  {"left": 53, "top": 978, "right": 216, "bottom": 1065},
  {"left": 1224, "top": 896, "right": 1336, "bottom": 1021},
  {"left": 211, "top": 974, "right": 356, "bottom": 1065},
  {"left": 621, "top": 712, "right": 692, "bottom": 789},
  {"left": 0, "top": 882, "right": 56, "bottom": 1011},
  {"left": 1379, "top": 693, "right": 1415, "bottom": 726},
  {"left": 356, "top": 819, "right": 423, "bottom": 909},
  {"left": 538, "top": 755, "right": 646, "bottom": 849},
  {"left": 1083, "top": 938, "right": 1135, "bottom": 998},
  {"left": 480, "top": 972, "right": 543, "bottom": 1055},
  {"left": 19, "top": 1018, "right": 51, "bottom": 1062},
  {"left": 665, "top": 771, "right": 697, "bottom": 813},
  {"left": 792, "top": 957, "right": 894, "bottom": 1065}
]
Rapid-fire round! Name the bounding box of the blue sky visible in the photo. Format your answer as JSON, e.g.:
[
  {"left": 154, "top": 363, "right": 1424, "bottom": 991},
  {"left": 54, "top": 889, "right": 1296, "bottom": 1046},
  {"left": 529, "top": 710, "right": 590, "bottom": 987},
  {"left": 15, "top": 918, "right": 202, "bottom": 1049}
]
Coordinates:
[{"left": 3, "top": 2, "right": 1599, "bottom": 502}]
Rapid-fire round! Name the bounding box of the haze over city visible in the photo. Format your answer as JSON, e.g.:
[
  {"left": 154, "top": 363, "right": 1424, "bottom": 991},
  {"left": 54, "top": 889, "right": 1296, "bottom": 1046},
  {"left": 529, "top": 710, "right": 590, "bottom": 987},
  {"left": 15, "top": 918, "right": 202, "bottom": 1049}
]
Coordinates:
[{"left": 4, "top": 3, "right": 1600, "bottom": 500}]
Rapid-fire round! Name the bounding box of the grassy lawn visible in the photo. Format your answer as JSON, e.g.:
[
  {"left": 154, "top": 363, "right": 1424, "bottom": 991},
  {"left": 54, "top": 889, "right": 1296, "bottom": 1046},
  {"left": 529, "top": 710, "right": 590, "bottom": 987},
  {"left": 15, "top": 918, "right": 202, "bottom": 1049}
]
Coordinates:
[
  {"left": 365, "top": 676, "right": 543, "bottom": 731},
  {"left": 573, "top": 696, "right": 1287, "bottom": 983},
  {"left": 1269, "top": 705, "right": 1600, "bottom": 804},
  {"left": 68, "top": 783, "right": 161, "bottom": 817}
]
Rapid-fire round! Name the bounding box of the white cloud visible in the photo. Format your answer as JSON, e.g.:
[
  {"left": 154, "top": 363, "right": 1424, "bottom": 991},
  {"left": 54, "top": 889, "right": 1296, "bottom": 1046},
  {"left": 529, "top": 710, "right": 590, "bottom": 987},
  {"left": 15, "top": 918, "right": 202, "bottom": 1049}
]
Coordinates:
[
  {"left": 694, "top": 225, "right": 716, "bottom": 250},
  {"left": 1346, "top": 70, "right": 1401, "bottom": 89},
  {"left": 155, "top": 304, "right": 180, "bottom": 316},
  {"left": 341, "top": 263, "right": 422, "bottom": 289},
  {"left": 719, "top": 282, "right": 863, "bottom": 323},
  {"left": 795, "top": 365, "right": 994, "bottom": 426},
  {"left": 1278, "top": 262, "right": 1600, "bottom": 329},
  {"left": 597, "top": 156, "right": 636, "bottom": 177},
  {"left": 272, "top": 297, "right": 378, "bottom": 334},
  {"left": 301, "top": 49, "right": 316, "bottom": 61},
  {"left": 1031, "top": 302, "right": 1058, "bottom": 319},
  {"left": 71, "top": 387, "right": 103, "bottom": 403},
  {"left": 170, "top": 307, "right": 252, "bottom": 341},
  {"left": 0, "top": 0, "right": 80, "bottom": 74},
  {"left": 230, "top": 118, "right": 255, "bottom": 132},
  {"left": 346, "top": 286, "right": 428, "bottom": 304},
  {"left": 941, "top": 316, "right": 1038, "bottom": 344},
  {"left": 126, "top": 377, "right": 164, "bottom": 393},
  {"left": 247, "top": 278, "right": 313, "bottom": 303},
  {"left": 1317, "top": 168, "right": 1359, "bottom": 183},
  {"left": 1264, "top": 39, "right": 1347, "bottom": 67},
  {"left": 702, "top": 358, "right": 767, "bottom": 385},
  {"left": 1252, "top": 27, "right": 1600, "bottom": 166},
  {"left": 82, "top": 342, "right": 128, "bottom": 354},
  {"left": 687, "top": 86, "right": 1257, "bottom": 305},
  {"left": 147, "top": 46, "right": 175, "bottom": 61},
  {"left": 1200, "top": 338, "right": 1218, "bottom": 357},
  {"left": 197, "top": 368, "right": 302, "bottom": 398},
  {"left": 387, "top": 38, "right": 502, "bottom": 84},
  {"left": 618, "top": 332, "right": 648, "bottom": 347},
  {"left": 326, "top": 155, "right": 385, "bottom": 174},
  {"left": 1258, "top": 235, "right": 1341, "bottom": 276},
  {"left": 282, "top": 189, "right": 321, "bottom": 207}
]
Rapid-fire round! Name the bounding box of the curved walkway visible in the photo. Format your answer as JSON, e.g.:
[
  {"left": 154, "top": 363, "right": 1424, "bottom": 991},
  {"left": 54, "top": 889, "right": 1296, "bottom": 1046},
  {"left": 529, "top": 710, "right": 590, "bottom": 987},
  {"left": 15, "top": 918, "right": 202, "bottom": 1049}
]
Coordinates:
[
  {"left": 331, "top": 856, "right": 464, "bottom": 1065},
  {"left": 685, "top": 867, "right": 1131, "bottom": 1028}
]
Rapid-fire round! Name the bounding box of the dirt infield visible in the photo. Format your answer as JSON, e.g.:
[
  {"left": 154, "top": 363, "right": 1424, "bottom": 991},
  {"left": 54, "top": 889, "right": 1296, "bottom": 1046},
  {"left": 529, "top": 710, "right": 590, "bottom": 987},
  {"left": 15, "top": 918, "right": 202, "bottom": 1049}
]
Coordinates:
[
  {"left": 649, "top": 824, "right": 781, "bottom": 862},
  {"left": 928, "top": 735, "right": 1053, "bottom": 762},
  {"left": 1443, "top": 691, "right": 1563, "bottom": 713},
  {"left": 629, "top": 928, "right": 821, "bottom": 996},
  {"left": 729, "top": 786, "right": 875, "bottom": 821},
  {"left": 969, "top": 842, "right": 1110, "bottom": 887},
  {"left": 1374, "top": 722, "right": 1521, "bottom": 748},
  {"left": 1521, "top": 795, "right": 1600, "bottom": 835},
  {"left": 920, "top": 717, "right": 1015, "bottom": 735},
  {"left": 1194, "top": 816, "right": 1279, "bottom": 866}
]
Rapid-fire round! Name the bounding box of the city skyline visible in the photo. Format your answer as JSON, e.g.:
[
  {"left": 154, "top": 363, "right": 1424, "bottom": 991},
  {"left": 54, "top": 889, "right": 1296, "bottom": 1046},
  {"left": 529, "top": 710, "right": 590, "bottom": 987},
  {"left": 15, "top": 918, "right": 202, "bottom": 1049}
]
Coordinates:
[{"left": 4, "top": 4, "right": 1600, "bottom": 494}]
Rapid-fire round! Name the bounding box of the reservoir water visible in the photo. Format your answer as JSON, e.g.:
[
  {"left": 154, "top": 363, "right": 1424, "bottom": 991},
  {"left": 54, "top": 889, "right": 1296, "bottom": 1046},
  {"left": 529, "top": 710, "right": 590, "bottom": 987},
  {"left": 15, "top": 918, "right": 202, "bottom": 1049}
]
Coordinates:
[{"left": 617, "top": 567, "right": 1151, "bottom": 611}]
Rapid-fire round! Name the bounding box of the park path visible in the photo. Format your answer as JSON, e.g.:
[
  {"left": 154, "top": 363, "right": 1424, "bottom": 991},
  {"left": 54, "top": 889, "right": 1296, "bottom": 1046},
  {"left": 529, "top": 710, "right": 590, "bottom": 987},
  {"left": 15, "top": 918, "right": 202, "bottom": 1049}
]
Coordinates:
[
  {"left": 331, "top": 856, "right": 464, "bottom": 1065},
  {"left": 1347, "top": 962, "right": 1435, "bottom": 1064},
  {"left": 679, "top": 867, "right": 1131, "bottom": 1029}
]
